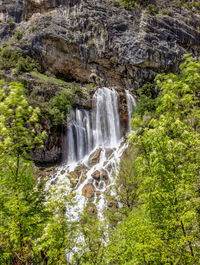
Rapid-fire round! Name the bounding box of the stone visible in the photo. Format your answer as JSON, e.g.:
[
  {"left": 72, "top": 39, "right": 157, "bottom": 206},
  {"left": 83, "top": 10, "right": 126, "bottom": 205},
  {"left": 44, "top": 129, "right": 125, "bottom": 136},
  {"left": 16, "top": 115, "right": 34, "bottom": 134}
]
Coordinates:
[
  {"left": 96, "top": 190, "right": 101, "bottom": 196},
  {"left": 88, "top": 148, "right": 102, "bottom": 167},
  {"left": 86, "top": 206, "right": 97, "bottom": 214},
  {"left": 68, "top": 171, "right": 79, "bottom": 179},
  {"left": 82, "top": 184, "right": 95, "bottom": 198},
  {"left": 80, "top": 170, "right": 87, "bottom": 183},
  {"left": 102, "top": 169, "right": 108, "bottom": 181},
  {"left": 105, "top": 148, "right": 113, "bottom": 159},
  {"left": 67, "top": 170, "right": 81, "bottom": 187},
  {"left": 91, "top": 170, "right": 100, "bottom": 180},
  {"left": 107, "top": 199, "right": 118, "bottom": 208}
]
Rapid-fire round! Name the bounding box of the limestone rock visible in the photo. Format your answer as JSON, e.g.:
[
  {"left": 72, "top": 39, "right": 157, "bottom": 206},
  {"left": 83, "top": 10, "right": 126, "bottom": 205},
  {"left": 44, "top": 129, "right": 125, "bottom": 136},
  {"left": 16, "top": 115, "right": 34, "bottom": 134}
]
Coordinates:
[
  {"left": 96, "top": 190, "right": 101, "bottom": 196},
  {"left": 102, "top": 169, "right": 108, "bottom": 181},
  {"left": 88, "top": 148, "right": 102, "bottom": 167},
  {"left": 86, "top": 205, "right": 97, "bottom": 214},
  {"left": 91, "top": 170, "right": 100, "bottom": 180},
  {"left": 107, "top": 199, "right": 118, "bottom": 208},
  {"left": 82, "top": 184, "right": 95, "bottom": 198}
]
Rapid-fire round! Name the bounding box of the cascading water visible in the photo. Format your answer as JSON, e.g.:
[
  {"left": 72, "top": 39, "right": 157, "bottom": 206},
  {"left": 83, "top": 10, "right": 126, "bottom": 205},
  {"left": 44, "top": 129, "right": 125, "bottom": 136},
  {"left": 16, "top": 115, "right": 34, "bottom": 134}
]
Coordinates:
[
  {"left": 49, "top": 87, "right": 136, "bottom": 220},
  {"left": 63, "top": 88, "right": 121, "bottom": 164},
  {"left": 125, "top": 89, "right": 137, "bottom": 133}
]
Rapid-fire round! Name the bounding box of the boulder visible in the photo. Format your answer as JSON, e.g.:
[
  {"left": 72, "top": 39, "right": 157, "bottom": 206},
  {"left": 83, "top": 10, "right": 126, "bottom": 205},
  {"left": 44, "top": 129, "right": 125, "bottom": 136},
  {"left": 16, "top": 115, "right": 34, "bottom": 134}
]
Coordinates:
[
  {"left": 107, "top": 200, "right": 118, "bottom": 208},
  {"left": 102, "top": 169, "right": 108, "bottom": 181},
  {"left": 91, "top": 170, "right": 100, "bottom": 180},
  {"left": 86, "top": 206, "right": 97, "bottom": 214},
  {"left": 88, "top": 148, "right": 102, "bottom": 167},
  {"left": 105, "top": 148, "right": 113, "bottom": 159},
  {"left": 82, "top": 184, "right": 95, "bottom": 198},
  {"left": 67, "top": 170, "right": 80, "bottom": 187},
  {"left": 96, "top": 190, "right": 101, "bottom": 196}
]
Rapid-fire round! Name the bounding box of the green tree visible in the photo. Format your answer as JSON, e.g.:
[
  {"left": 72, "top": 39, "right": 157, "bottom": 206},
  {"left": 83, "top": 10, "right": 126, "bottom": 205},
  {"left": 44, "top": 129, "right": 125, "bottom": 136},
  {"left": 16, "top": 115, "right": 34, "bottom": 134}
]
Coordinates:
[
  {"left": 105, "top": 55, "right": 200, "bottom": 264},
  {"left": 0, "top": 80, "right": 48, "bottom": 264}
]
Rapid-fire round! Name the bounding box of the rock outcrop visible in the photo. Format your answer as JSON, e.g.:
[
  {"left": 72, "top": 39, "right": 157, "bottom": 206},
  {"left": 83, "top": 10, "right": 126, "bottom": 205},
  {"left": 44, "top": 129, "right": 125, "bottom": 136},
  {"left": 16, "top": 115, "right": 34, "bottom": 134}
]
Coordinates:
[
  {"left": 1, "top": 0, "right": 200, "bottom": 90},
  {"left": 82, "top": 183, "right": 95, "bottom": 198}
]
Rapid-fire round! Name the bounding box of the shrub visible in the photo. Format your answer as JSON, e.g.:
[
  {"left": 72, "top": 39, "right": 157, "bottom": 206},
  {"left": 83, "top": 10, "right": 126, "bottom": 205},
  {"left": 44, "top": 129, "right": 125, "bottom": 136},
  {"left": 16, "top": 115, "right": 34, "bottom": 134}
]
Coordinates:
[{"left": 50, "top": 91, "right": 73, "bottom": 126}]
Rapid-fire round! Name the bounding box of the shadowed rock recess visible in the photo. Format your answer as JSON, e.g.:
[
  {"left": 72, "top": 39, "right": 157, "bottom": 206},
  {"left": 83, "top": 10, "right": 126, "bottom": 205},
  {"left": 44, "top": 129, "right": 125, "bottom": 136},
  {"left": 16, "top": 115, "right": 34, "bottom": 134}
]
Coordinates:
[{"left": 0, "top": 0, "right": 199, "bottom": 164}]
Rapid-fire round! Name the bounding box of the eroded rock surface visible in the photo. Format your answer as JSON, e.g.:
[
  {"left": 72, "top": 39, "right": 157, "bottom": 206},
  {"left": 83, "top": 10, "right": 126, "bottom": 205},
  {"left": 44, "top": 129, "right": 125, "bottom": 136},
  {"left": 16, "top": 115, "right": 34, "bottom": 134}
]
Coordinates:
[
  {"left": 82, "top": 183, "right": 95, "bottom": 198},
  {"left": 1, "top": 0, "right": 200, "bottom": 90}
]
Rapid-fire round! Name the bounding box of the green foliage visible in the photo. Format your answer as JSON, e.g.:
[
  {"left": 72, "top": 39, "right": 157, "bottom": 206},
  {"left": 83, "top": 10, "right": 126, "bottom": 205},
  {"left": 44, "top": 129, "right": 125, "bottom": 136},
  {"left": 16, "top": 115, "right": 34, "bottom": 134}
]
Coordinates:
[
  {"left": 0, "top": 80, "right": 46, "bottom": 157},
  {"left": 13, "top": 29, "right": 24, "bottom": 41},
  {"left": 0, "top": 80, "right": 48, "bottom": 264},
  {"left": 103, "top": 55, "right": 200, "bottom": 264},
  {"left": 134, "top": 81, "right": 157, "bottom": 118},
  {"left": 37, "top": 182, "right": 77, "bottom": 265},
  {"left": 50, "top": 91, "right": 73, "bottom": 126},
  {"left": 146, "top": 4, "right": 159, "bottom": 16},
  {"left": 73, "top": 210, "right": 106, "bottom": 265},
  {"left": 0, "top": 163, "right": 49, "bottom": 264},
  {"left": 0, "top": 48, "right": 41, "bottom": 74},
  {"left": 121, "top": 0, "right": 141, "bottom": 10}
]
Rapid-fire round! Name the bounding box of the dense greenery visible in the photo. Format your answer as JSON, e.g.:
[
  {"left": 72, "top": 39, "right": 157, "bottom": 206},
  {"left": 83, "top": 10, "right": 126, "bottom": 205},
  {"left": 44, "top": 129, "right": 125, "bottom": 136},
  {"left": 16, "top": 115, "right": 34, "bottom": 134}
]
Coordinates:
[
  {"left": 103, "top": 55, "right": 200, "bottom": 264},
  {"left": 0, "top": 54, "right": 200, "bottom": 264},
  {"left": 0, "top": 48, "right": 40, "bottom": 74}
]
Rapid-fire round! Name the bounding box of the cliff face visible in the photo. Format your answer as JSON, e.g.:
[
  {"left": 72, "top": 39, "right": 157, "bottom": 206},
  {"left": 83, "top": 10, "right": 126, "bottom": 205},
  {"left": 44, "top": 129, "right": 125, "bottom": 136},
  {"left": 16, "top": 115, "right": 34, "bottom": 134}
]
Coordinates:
[
  {"left": 1, "top": 0, "right": 200, "bottom": 89},
  {"left": 0, "top": 0, "right": 200, "bottom": 164}
]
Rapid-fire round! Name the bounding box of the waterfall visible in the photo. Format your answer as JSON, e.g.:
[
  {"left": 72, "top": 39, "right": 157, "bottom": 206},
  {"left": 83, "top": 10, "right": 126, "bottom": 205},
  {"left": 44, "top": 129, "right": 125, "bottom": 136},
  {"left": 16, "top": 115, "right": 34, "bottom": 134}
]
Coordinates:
[
  {"left": 92, "top": 87, "right": 121, "bottom": 148},
  {"left": 50, "top": 87, "right": 136, "bottom": 221},
  {"left": 125, "top": 89, "right": 137, "bottom": 133},
  {"left": 63, "top": 87, "right": 122, "bottom": 164}
]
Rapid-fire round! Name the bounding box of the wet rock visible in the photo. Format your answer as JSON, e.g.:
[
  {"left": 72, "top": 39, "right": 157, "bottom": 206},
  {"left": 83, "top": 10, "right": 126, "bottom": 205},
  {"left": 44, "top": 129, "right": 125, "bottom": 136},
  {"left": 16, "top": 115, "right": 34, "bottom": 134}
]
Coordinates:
[
  {"left": 104, "top": 162, "right": 112, "bottom": 172},
  {"left": 107, "top": 200, "right": 118, "bottom": 208},
  {"left": 67, "top": 170, "right": 80, "bottom": 187},
  {"left": 91, "top": 170, "right": 100, "bottom": 180},
  {"left": 80, "top": 169, "right": 87, "bottom": 183},
  {"left": 86, "top": 205, "right": 97, "bottom": 214},
  {"left": 119, "top": 114, "right": 129, "bottom": 135},
  {"left": 68, "top": 171, "right": 79, "bottom": 179},
  {"left": 96, "top": 190, "right": 101, "bottom": 196},
  {"left": 60, "top": 170, "right": 65, "bottom": 175},
  {"left": 105, "top": 148, "right": 113, "bottom": 159},
  {"left": 102, "top": 169, "right": 108, "bottom": 181},
  {"left": 82, "top": 184, "right": 95, "bottom": 198},
  {"left": 99, "top": 181, "right": 104, "bottom": 190},
  {"left": 87, "top": 178, "right": 93, "bottom": 185},
  {"left": 88, "top": 148, "right": 102, "bottom": 167}
]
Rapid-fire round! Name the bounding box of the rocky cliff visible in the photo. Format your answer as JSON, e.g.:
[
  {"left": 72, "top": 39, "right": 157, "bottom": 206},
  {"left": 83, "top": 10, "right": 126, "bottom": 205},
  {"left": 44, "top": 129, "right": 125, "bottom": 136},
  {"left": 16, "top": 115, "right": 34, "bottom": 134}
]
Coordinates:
[
  {"left": 1, "top": 0, "right": 200, "bottom": 88},
  {"left": 0, "top": 0, "right": 200, "bottom": 164}
]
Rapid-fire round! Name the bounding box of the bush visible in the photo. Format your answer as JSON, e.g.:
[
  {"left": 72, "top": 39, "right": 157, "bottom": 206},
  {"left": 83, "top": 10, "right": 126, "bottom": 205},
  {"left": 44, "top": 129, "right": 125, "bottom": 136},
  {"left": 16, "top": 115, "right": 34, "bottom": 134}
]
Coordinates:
[
  {"left": 0, "top": 48, "right": 41, "bottom": 73},
  {"left": 50, "top": 91, "right": 73, "bottom": 126},
  {"left": 134, "top": 82, "right": 157, "bottom": 117}
]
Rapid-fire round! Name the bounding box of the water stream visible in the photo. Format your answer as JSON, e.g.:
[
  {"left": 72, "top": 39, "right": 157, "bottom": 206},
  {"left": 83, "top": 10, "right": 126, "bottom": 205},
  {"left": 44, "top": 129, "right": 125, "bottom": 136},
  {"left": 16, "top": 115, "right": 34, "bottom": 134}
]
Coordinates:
[{"left": 49, "top": 87, "right": 136, "bottom": 220}]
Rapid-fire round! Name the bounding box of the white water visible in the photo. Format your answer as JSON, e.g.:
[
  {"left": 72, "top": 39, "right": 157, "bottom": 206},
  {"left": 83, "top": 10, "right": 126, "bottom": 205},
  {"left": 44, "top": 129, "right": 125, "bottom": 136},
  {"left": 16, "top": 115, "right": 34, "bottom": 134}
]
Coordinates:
[
  {"left": 125, "top": 89, "right": 137, "bottom": 133},
  {"left": 49, "top": 87, "right": 136, "bottom": 220}
]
